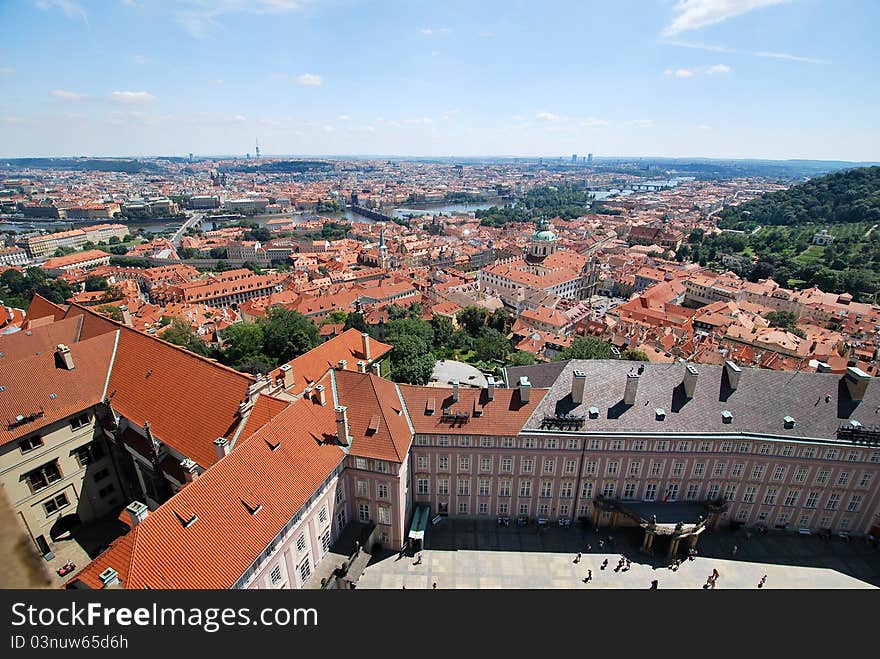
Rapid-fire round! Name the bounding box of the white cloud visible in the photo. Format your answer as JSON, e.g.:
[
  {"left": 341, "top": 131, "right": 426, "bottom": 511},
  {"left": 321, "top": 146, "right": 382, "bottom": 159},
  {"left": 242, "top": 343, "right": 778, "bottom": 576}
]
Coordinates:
[
  {"left": 706, "top": 63, "right": 731, "bottom": 74},
  {"left": 420, "top": 27, "right": 450, "bottom": 36},
  {"left": 110, "top": 90, "right": 157, "bottom": 103},
  {"left": 664, "top": 0, "right": 788, "bottom": 36},
  {"left": 0, "top": 66, "right": 15, "bottom": 75},
  {"left": 536, "top": 111, "right": 561, "bottom": 122},
  {"left": 752, "top": 50, "right": 824, "bottom": 63},
  {"left": 34, "top": 0, "right": 88, "bottom": 23},
  {"left": 628, "top": 119, "right": 655, "bottom": 128},
  {"left": 337, "top": 114, "right": 350, "bottom": 121},
  {"left": 665, "top": 68, "right": 696, "bottom": 78},
  {"left": 51, "top": 89, "right": 86, "bottom": 100},
  {"left": 175, "top": 0, "right": 303, "bottom": 39},
  {"left": 404, "top": 117, "right": 434, "bottom": 125},
  {"left": 581, "top": 117, "right": 609, "bottom": 127},
  {"left": 296, "top": 73, "right": 322, "bottom": 86},
  {"left": 231, "top": 114, "right": 247, "bottom": 122},
  {"left": 664, "top": 40, "right": 825, "bottom": 63}
]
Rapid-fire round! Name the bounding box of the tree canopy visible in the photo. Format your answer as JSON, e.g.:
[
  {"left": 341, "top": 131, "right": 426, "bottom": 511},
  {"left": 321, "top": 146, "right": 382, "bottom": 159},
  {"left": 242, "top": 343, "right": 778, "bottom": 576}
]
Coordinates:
[{"left": 554, "top": 336, "right": 613, "bottom": 361}]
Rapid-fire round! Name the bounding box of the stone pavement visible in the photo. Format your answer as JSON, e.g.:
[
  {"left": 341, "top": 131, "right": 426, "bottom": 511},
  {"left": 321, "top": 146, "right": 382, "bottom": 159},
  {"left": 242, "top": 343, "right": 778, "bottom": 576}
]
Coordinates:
[{"left": 357, "top": 519, "right": 880, "bottom": 589}]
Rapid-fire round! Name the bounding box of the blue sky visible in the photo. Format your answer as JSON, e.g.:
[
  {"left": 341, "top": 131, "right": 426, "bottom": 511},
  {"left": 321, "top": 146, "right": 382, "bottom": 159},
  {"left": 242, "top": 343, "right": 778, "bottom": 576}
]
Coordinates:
[{"left": 0, "top": 0, "right": 877, "bottom": 160}]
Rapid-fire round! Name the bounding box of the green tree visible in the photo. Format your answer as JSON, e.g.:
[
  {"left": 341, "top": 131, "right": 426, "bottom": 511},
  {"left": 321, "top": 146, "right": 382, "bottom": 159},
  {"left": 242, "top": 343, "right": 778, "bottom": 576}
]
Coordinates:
[
  {"left": 430, "top": 316, "right": 455, "bottom": 348},
  {"left": 344, "top": 312, "right": 371, "bottom": 335},
  {"left": 620, "top": 348, "right": 649, "bottom": 361},
  {"left": 95, "top": 304, "right": 123, "bottom": 322},
  {"left": 84, "top": 275, "right": 109, "bottom": 292},
  {"left": 385, "top": 318, "right": 434, "bottom": 346},
  {"left": 161, "top": 318, "right": 209, "bottom": 356},
  {"left": 389, "top": 335, "right": 435, "bottom": 385},
  {"left": 221, "top": 322, "right": 266, "bottom": 368},
  {"left": 324, "top": 309, "right": 349, "bottom": 325},
  {"left": 457, "top": 306, "right": 489, "bottom": 336},
  {"left": 509, "top": 351, "right": 537, "bottom": 366},
  {"left": 765, "top": 311, "right": 798, "bottom": 330},
  {"left": 260, "top": 307, "right": 320, "bottom": 364},
  {"left": 488, "top": 307, "right": 511, "bottom": 334},
  {"left": 473, "top": 327, "right": 511, "bottom": 363},
  {"left": 555, "top": 336, "right": 613, "bottom": 361}
]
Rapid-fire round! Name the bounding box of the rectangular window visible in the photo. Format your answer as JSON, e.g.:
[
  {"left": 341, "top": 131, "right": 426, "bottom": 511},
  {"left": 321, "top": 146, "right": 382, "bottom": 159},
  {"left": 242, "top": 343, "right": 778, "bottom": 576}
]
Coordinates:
[
  {"left": 479, "top": 479, "right": 491, "bottom": 497},
  {"left": 859, "top": 473, "right": 872, "bottom": 488},
  {"left": 438, "top": 437, "right": 450, "bottom": 447},
  {"left": 784, "top": 489, "right": 799, "bottom": 507},
  {"left": 759, "top": 444, "right": 771, "bottom": 455},
  {"left": 24, "top": 461, "right": 62, "bottom": 494},
  {"left": 70, "top": 413, "right": 90, "bottom": 430},
  {"left": 721, "top": 442, "right": 733, "bottom": 453},
  {"left": 522, "top": 459, "right": 534, "bottom": 473},
  {"left": 358, "top": 503, "right": 370, "bottom": 522},
  {"left": 644, "top": 483, "right": 657, "bottom": 501},
  {"left": 632, "top": 440, "right": 646, "bottom": 451},
  {"left": 713, "top": 462, "right": 726, "bottom": 477},
  {"left": 417, "top": 455, "right": 428, "bottom": 470},
  {"left": 335, "top": 482, "right": 345, "bottom": 504},
  {"left": 731, "top": 463, "right": 744, "bottom": 478},
  {"left": 545, "top": 438, "right": 558, "bottom": 449},
  {"left": 501, "top": 437, "right": 515, "bottom": 448},
  {"left": 378, "top": 506, "right": 392, "bottom": 525},
  {"left": 479, "top": 502, "right": 489, "bottom": 514},
  {"left": 586, "top": 461, "right": 598, "bottom": 476},
  {"left": 686, "top": 483, "right": 700, "bottom": 501},
  {"left": 602, "top": 482, "right": 616, "bottom": 498},
  {"left": 824, "top": 449, "right": 838, "bottom": 461},
  {"left": 736, "top": 509, "right": 749, "bottom": 522},
  {"left": 763, "top": 488, "right": 778, "bottom": 506},
  {"left": 543, "top": 458, "right": 555, "bottom": 474},
  {"left": 723, "top": 484, "right": 737, "bottom": 501},
  {"left": 847, "top": 495, "right": 862, "bottom": 513},
  {"left": 437, "top": 479, "right": 449, "bottom": 495},
  {"left": 650, "top": 462, "right": 662, "bottom": 477},
  {"left": 743, "top": 486, "right": 757, "bottom": 504},
  {"left": 458, "top": 479, "right": 470, "bottom": 496},
  {"left": 629, "top": 461, "right": 642, "bottom": 477},
  {"left": 781, "top": 446, "right": 794, "bottom": 457},
  {"left": 480, "top": 457, "right": 492, "bottom": 472},
  {"left": 836, "top": 472, "right": 850, "bottom": 487},
  {"left": 480, "top": 437, "right": 494, "bottom": 448},
  {"left": 459, "top": 437, "right": 471, "bottom": 447},
  {"left": 846, "top": 451, "right": 860, "bottom": 462},
  {"left": 519, "top": 480, "right": 532, "bottom": 498},
  {"left": 565, "top": 460, "right": 577, "bottom": 474},
  {"left": 375, "top": 460, "right": 389, "bottom": 473},
  {"left": 802, "top": 447, "right": 816, "bottom": 459},
  {"left": 321, "top": 529, "right": 331, "bottom": 554},
  {"left": 607, "top": 461, "right": 619, "bottom": 476},
  {"left": 655, "top": 441, "right": 668, "bottom": 452},
  {"left": 498, "top": 503, "right": 509, "bottom": 515},
  {"left": 523, "top": 438, "right": 535, "bottom": 449},
  {"left": 672, "top": 462, "right": 684, "bottom": 477},
  {"left": 610, "top": 440, "right": 623, "bottom": 451},
  {"left": 794, "top": 467, "right": 808, "bottom": 483},
  {"left": 540, "top": 481, "right": 553, "bottom": 498},
  {"left": 92, "top": 468, "right": 110, "bottom": 483},
  {"left": 296, "top": 535, "right": 307, "bottom": 552},
  {"left": 623, "top": 482, "right": 637, "bottom": 500},
  {"left": 815, "top": 470, "right": 829, "bottom": 485},
  {"left": 739, "top": 442, "right": 751, "bottom": 453},
  {"left": 438, "top": 456, "right": 449, "bottom": 471},
  {"left": 706, "top": 483, "right": 720, "bottom": 500},
  {"left": 356, "top": 480, "right": 368, "bottom": 497},
  {"left": 677, "top": 441, "right": 691, "bottom": 452},
  {"left": 499, "top": 480, "right": 511, "bottom": 497},
  {"left": 804, "top": 492, "right": 819, "bottom": 509},
  {"left": 581, "top": 481, "right": 593, "bottom": 499},
  {"left": 566, "top": 439, "right": 579, "bottom": 450},
  {"left": 43, "top": 493, "right": 69, "bottom": 516},
  {"left": 560, "top": 481, "right": 573, "bottom": 498},
  {"left": 699, "top": 441, "right": 712, "bottom": 452},
  {"left": 459, "top": 456, "right": 471, "bottom": 472},
  {"left": 751, "top": 465, "right": 765, "bottom": 480},
  {"left": 417, "top": 478, "right": 429, "bottom": 495},
  {"left": 299, "top": 559, "right": 311, "bottom": 584},
  {"left": 538, "top": 503, "right": 549, "bottom": 516},
  {"left": 665, "top": 483, "right": 679, "bottom": 501},
  {"left": 354, "top": 457, "right": 367, "bottom": 470},
  {"left": 590, "top": 439, "right": 602, "bottom": 450},
  {"left": 19, "top": 435, "right": 43, "bottom": 454},
  {"left": 824, "top": 493, "right": 841, "bottom": 511},
  {"left": 74, "top": 442, "right": 105, "bottom": 468},
  {"left": 377, "top": 483, "right": 389, "bottom": 500},
  {"left": 692, "top": 462, "right": 705, "bottom": 477}
]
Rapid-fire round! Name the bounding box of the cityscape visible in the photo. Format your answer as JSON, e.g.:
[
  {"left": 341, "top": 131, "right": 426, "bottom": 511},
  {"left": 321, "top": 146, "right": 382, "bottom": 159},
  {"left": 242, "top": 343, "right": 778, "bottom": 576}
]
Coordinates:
[{"left": 1, "top": 1, "right": 879, "bottom": 594}]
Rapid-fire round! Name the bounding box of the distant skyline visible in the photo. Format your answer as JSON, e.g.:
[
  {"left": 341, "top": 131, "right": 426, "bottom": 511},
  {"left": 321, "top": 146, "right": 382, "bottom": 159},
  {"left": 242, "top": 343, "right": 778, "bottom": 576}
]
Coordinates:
[{"left": 1, "top": 0, "right": 878, "bottom": 160}]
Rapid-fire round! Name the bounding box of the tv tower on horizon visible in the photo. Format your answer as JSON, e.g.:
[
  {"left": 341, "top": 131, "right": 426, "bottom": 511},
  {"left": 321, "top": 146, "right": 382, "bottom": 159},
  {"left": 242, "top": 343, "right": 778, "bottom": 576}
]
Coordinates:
[{"left": 255, "top": 138, "right": 261, "bottom": 160}]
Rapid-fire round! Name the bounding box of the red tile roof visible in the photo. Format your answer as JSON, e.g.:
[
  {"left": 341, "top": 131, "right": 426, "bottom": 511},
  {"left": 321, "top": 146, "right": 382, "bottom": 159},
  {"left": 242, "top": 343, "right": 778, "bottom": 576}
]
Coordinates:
[{"left": 0, "top": 314, "right": 84, "bottom": 364}]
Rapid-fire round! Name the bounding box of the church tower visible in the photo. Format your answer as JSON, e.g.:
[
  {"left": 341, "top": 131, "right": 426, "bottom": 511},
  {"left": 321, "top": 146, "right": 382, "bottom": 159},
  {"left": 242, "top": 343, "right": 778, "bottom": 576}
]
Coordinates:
[{"left": 526, "top": 217, "right": 558, "bottom": 263}]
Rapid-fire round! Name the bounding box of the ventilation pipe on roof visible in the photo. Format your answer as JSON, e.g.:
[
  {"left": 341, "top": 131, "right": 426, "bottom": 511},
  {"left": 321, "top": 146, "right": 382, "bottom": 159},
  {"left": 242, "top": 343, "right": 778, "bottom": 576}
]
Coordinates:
[
  {"left": 623, "top": 372, "right": 639, "bottom": 405},
  {"left": 571, "top": 370, "right": 587, "bottom": 405},
  {"left": 125, "top": 501, "right": 149, "bottom": 528},
  {"left": 214, "top": 437, "right": 230, "bottom": 460},
  {"left": 357, "top": 360, "right": 367, "bottom": 374},
  {"left": 519, "top": 376, "right": 531, "bottom": 403},
  {"left": 452, "top": 380, "right": 460, "bottom": 403},
  {"left": 724, "top": 361, "right": 742, "bottom": 390},
  {"left": 55, "top": 343, "right": 74, "bottom": 370},
  {"left": 180, "top": 458, "right": 199, "bottom": 482},
  {"left": 816, "top": 362, "right": 832, "bottom": 373},
  {"left": 335, "top": 406, "right": 351, "bottom": 446},
  {"left": 279, "top": 363, "right": 294, "bottom": 390},
  {"left": 315, "top": 384, "right": 326, "bottom": 406},
  {"left": 338, "top": 359, "right": 347, "bottom": 371},
  {"left": 487, "top": 375, "right": 496, "bottom": 401},
  {"left": 119, "top": 304, "right": 132, "bottom": 327},
  {"left": 98, "top": 568, "right": 120, "bottom": 588},
  {"left": 683, "top": 364, "right": 699, "bottom": 399},
  {"left": 362, "top": 332, "right": 371, "bottom": 360},
  {"left": 844, "top": 366, "right": 871, "bottom": 402},
  {"left": 371, "top": 362, "right": 381, "bottom": 377}
]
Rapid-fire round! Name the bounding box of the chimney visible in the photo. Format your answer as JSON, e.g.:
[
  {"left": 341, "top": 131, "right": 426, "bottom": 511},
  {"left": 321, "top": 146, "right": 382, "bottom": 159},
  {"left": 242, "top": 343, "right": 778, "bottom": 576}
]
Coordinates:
[
  {"left": 452, "top": 380, "right": 460, "bottom": 403},
  {"left": 119, "top": 304, "right": 132, "bottom": 326},
  {"left": 214, "top": 437, "right": 230, "bottom": 460},
  {"left": 335, "top": 406, "right": 350, "bottom": 446},
  {"left": 623, "top": 372, "right": 639, "bottom": 405},
  {"left": 683, "top": 364, "right": 699, "bottom": 399},
  {"left": 98, "top": 568, "right": 120, "bottom": 588},
  {"left": 361, "top": 332, "right": 371, "bottom": 360},
  {"left": 357, "top": 360, "right": 367, "bottom": 373},
  {"left": 724, "top": 361, "right": 742, "bottom": 390},
  {"left": 486, "top": 375, "right": 495, "bottom": 401},
  {"left": 338, "top": 359, "right": 347, "bottom": 371},
  {"left": 180, "top": 458, "right": 199, "bottom": 482},
  {"left": 315, "top": 384, "right": 326, "bottom": 406},
  {"left": 519, "top": 376, "right": 531, "bottom": 403},
  {"left": 571, "top": 369, "right": 586, "bottom": 405},
  {"left": 816, "top": 362, "right": 832, "bottom": 373},
  {"left": 371, "top": 362, "right": 381, "bottom": 377},
  {"left": 125, "top": 501, "right": 149, "bottom": 528},
  {"left": 55, "top": 344, "right": 74, "bottom": 370},
  {"left": 844, "top": 366, "right": 870, "bottom": 402},
  {"left": 279, "top": 363, "right": 294, "bottom": 389}
]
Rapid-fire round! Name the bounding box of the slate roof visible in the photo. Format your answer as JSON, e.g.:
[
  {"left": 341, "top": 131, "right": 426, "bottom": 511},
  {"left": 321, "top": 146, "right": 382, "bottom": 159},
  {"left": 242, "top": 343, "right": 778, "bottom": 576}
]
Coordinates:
[{"left": 516, "top": 359, "right": 879, "bottom": 442}]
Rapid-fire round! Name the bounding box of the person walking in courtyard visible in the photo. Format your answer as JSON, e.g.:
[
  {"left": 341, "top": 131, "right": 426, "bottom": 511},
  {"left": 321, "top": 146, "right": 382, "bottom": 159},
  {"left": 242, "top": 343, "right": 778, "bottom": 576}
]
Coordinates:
[
  {"left": 601, "top": 558, "right": 608, "bottom": 570},
  {"left": 732, "top": 544, "right": 738, "bottom": 556},
  {"left": 574, "top": 552, "right": 582, "bottom": 564},
  {"left": 650, "top": 579, "right": 658, "bottom": 589},
  {"left": 712, "top": 568, "right": 719, "bottom": 580},
  {"left": 415, "top": 553, "right": 423, "bottom": 565},
  {"left": 758, "top": 575, "right": 767, "bottom": 589},
  {"left": 432, "top": 582, "right": 437, "bottom": 589},
  {"left": 598, "top": 540, "right": 604, "bottom": 550}
]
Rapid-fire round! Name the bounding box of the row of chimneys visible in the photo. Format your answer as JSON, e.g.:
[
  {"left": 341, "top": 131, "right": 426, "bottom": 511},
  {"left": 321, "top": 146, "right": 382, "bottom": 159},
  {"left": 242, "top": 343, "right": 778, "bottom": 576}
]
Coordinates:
[
  {"left": 270, "top": 333, "right": 379, "bottom": 392},
  {"left": 451, "top": 376, "right": 499, "bottom": 403}
]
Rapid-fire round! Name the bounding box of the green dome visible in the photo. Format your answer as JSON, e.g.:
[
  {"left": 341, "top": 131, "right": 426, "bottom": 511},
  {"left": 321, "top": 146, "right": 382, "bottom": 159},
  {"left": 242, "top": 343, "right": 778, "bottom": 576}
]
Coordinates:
[{"left": 533, "top": 229, "right": 557, "bottom": 241}]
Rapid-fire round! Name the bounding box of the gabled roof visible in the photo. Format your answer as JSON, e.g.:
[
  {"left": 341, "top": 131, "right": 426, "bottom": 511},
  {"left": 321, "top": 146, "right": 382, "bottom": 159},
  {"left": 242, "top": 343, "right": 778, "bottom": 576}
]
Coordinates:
[
  {"left": 71, "top": 393, "right": 344, "bottom": 589},
  {"left": 334, "top": 369, "right": 412, "bottom": 462},
  {"left": 0, "top": 331, "right": 118, "bottom": 446},
  {"left": 399, "top": 382, "right": 547, "bottom": 436},
  {"left": 26, "top": 293, "right": 66, "bottom": 322},
  {"left": 0, "top": 314, "right": 84, "bottom": 364}
]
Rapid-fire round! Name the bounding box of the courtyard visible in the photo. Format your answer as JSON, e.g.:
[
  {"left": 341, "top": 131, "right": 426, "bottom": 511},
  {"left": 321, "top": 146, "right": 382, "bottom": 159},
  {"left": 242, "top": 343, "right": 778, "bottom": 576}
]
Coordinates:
[{"left": 357, "top": 518, "right": 880, "bottom": 589}]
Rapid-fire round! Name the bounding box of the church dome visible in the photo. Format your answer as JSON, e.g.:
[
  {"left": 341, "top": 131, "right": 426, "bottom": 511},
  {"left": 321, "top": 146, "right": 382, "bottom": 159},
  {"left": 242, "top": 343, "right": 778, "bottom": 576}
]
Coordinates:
[{"left": 533, "top": 218, "right": 556, "bottom": 242}]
